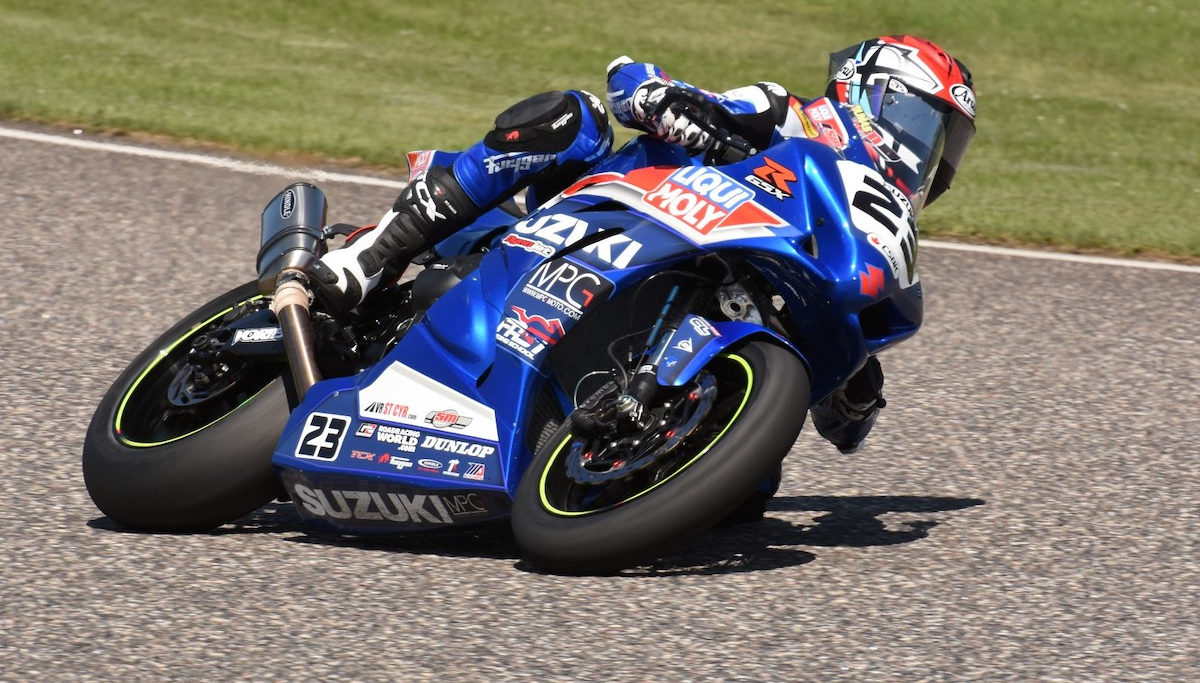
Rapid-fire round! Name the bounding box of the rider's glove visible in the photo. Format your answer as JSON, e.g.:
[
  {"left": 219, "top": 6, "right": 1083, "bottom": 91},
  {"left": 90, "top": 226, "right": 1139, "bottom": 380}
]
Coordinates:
[{"left": 629, "top": 80, "right": 717, "bottom": 155}]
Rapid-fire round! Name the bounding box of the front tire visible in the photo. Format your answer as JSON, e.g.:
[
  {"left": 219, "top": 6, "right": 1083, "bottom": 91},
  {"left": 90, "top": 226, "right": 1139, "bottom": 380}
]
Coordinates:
[
  {"left": 83, "top": 282, "right": 289, "bottom": 531},
  {"left": 512, "top": 340, "right": 810, "bottom": 574}
]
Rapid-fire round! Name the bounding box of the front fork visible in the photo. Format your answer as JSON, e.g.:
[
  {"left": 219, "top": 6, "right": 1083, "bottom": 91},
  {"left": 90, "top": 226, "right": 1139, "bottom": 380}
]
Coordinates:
[{"left": 614, "top": 283, "right": 711, "bottom": 428}]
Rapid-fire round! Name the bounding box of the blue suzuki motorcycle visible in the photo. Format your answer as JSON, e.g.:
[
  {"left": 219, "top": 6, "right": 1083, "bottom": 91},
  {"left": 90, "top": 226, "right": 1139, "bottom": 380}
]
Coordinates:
[{"left": 83, "top": 105, "right": 923, "bottom": 574}]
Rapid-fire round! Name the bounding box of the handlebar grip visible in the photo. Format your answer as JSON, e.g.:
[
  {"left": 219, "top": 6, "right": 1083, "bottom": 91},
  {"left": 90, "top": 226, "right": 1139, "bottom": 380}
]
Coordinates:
[
  {"left": 703, "top": 129, "right": 757, "bottom": 165},
  {"left": 654, "top": 88, "right": 759, "bottom": 165}
]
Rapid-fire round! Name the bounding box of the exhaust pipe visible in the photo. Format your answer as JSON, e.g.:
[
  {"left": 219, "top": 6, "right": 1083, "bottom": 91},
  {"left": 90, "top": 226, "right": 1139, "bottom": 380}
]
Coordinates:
[
  {"left": 271, "top": 271, "right": 321, "bottom": 398},
  {"left": 257, "top": 183, "right": 328, "bottom": 400}
]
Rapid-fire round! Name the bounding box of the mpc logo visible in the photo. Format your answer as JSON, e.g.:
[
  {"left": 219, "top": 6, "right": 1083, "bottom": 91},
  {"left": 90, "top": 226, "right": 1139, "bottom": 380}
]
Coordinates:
[{"left": 520, "top": 260, "right": 611, "bottom": 320}]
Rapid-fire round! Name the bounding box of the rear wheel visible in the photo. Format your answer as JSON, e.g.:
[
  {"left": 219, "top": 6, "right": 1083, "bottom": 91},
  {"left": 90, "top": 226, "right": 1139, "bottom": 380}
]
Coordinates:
[
  {"left": 512, "top": 340, "right": 809, "bottom": 574},
  {"left": 83, "top": 281, "right": 289, "bottom": 531}
]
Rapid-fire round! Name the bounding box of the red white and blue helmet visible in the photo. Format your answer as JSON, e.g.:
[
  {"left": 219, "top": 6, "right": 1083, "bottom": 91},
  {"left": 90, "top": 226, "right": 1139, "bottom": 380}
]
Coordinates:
[{"left": 826, "top": 35, "right": 976, "bottom": 210}]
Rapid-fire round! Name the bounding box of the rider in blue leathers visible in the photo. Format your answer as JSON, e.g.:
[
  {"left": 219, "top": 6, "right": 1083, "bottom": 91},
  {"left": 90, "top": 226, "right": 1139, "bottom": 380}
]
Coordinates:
[{"left": 311, "top": 42, "right": 977, "bottom": 458}]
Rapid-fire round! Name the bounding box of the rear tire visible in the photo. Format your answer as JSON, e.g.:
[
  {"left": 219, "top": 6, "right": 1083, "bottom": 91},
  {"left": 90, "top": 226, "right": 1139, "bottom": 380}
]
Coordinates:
[
  {"left": 82, "top": 282, "right": 289, "bottom": 531},
  {"left": 512, "top": 340, "right": 809, "bottom": 574}
]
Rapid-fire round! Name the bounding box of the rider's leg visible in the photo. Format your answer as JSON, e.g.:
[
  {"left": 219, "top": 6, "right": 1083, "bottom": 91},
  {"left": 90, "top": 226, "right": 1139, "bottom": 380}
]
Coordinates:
[{"left": 310, "top": 90, "right": 611, "bottom": 315}]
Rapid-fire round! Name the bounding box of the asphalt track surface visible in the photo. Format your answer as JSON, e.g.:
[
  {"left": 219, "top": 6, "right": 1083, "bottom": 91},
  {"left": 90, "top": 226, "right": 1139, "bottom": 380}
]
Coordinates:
[{"left": 1, "top": 124, "right": 1197, "bottom": 681}]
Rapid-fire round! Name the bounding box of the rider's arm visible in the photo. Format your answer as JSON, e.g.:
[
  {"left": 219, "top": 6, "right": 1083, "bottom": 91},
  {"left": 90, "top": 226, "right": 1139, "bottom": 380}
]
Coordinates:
[{"left": 605, "top": 56, "right": 791, "bottom": 150}]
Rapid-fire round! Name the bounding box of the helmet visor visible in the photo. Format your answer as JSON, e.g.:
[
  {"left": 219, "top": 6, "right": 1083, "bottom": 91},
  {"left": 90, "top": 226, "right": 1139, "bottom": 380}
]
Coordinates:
[{"left": 866, "top": 87, "right": 972, "bottom": 211}]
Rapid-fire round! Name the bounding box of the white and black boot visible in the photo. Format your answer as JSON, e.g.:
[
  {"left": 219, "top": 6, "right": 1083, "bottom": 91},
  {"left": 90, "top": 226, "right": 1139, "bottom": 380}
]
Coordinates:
[{"left": 309, "top": 166, "right": 477, "bottom": 317}]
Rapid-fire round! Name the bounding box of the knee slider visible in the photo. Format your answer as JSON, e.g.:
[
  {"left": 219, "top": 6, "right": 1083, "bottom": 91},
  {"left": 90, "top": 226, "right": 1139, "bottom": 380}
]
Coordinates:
[
  {"left": 495, "top": 91, "right": 571, "bottom": 130},
  {"left": 485, "top": 90, "right": 608, "bottom": 153}
]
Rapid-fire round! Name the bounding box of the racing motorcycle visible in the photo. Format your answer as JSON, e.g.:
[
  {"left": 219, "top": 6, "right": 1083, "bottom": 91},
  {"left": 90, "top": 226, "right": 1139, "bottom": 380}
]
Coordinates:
[{"left": 83, "top": 100, "right": 923, "bottom": 575}]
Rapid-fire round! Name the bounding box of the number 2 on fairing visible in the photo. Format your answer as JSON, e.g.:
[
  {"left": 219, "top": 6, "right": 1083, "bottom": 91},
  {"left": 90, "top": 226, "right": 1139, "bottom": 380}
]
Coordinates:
[{"left": 839, "top": 161, "right": 919, "bottom": 288}]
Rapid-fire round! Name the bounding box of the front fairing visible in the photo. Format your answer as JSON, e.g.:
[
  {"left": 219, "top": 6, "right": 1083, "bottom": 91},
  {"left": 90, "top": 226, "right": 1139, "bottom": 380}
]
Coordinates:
[{"left": 561, "top": 133, "right": 924, "bottom": 366}]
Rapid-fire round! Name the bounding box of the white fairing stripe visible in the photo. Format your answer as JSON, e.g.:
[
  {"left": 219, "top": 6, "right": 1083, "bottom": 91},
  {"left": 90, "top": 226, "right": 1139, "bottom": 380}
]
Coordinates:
[{"left": 358, "top": 362, "right": 500, "bottom": 442}]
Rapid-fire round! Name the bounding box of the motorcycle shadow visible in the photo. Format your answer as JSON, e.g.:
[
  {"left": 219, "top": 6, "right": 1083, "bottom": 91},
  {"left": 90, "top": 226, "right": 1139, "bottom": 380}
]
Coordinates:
[
  {"left": 609, "top": 494, "right": 985, "bottom": 576},
  {"left": 87, "top": 502, "right": 523, "bottom": 560},
  {"left": 88, "top": 494, "right": 984, "bottom": 574}
]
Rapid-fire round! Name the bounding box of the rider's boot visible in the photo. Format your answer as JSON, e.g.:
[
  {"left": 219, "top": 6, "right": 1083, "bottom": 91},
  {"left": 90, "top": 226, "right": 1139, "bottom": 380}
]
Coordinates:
[
  {"left": 811, "top": 355, "right": 886, "bottom": 454},
  {"left": 309, "top": 165, "right": 478, "bottom": 317}
]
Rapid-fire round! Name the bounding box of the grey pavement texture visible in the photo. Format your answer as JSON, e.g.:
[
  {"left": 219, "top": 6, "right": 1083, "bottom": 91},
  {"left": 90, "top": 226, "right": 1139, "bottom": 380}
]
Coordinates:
[{"left": 1, "top": 125, "right": 1197, "bottom": 681}]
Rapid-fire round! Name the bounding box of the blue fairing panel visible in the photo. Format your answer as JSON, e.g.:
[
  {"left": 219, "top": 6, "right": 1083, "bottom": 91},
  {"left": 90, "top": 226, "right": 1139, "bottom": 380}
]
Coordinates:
[{"left": 656, "top": 317, "right": 806, "bottom": 387}]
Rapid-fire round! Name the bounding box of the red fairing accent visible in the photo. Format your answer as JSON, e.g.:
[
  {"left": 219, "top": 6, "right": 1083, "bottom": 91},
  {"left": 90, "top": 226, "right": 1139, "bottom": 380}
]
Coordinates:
[
  {"left": 561, "top": 172, "right": 627, "bottom": 197},
  {"left": 859, "top": 264, "right": 885, "bottom": 297}
]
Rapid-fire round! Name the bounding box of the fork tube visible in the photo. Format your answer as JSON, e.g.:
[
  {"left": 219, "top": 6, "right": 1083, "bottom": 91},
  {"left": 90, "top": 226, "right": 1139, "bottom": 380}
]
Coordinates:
[{"left": 641, "top": 286, "right": 680, "bottom": 356}]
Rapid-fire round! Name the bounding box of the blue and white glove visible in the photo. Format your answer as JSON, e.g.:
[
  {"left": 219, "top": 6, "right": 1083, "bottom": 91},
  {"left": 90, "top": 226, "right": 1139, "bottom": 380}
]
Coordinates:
[
  {"left": 607, "top": 56, "right": 717, "bottom": 155},
  {"left": 633, "top": 81, "right": 717, "bottom": 154}
]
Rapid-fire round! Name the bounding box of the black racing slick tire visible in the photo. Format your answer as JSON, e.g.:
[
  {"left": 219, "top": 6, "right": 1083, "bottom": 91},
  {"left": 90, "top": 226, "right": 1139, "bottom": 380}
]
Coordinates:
[
  {"left": 82, "top": 282, "right": 289, "bottom": 531},
  {"left": 512, "top": 340, "right": 810, "bottom": 575}
]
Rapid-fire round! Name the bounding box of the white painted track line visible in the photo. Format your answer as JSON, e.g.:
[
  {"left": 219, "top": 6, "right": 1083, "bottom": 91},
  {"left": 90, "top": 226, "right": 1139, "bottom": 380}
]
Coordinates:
[
  {"left": 5, "top": 124, "right": 1198, "bottom": 274},
  {"left": 920, "top": 240, "right": 1200, "bottom": 273},
  {"left": 0, "top": 125, "right": 406, "bottom": 189}
]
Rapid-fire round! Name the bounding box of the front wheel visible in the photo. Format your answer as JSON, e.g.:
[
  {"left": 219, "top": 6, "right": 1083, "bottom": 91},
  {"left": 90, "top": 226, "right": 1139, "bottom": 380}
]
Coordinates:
[
  {"left": 512, "top": 340, "right": 810, "bottom": 574},
  {"left": 83, "top": 281, "right": 290, "bottom": 531}
]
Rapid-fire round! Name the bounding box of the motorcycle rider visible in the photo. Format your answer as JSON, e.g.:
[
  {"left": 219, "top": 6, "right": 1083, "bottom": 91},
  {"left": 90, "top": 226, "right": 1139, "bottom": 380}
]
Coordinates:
[{"left": 311, "top": 35, "right": 977, "bottom": 456}]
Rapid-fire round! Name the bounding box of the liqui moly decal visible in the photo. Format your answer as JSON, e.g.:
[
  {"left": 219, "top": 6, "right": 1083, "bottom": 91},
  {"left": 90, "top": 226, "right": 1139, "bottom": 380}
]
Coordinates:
[
  {"left": 803, "top": 99, "right": 850, "bottom": 151},
  {"left": 563, "top": 167, "right": 788, "bottom": 245},
  {"left": 406, "top": 150, "right": 434, "bottom": 181},
  {"left": 644, "top": 166, "right": 755, "bottom": 234}
]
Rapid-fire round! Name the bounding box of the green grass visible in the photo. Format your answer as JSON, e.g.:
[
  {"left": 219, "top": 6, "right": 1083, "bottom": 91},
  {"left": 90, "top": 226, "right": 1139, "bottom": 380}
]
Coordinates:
[{"left": 2, "top": 0, "right": 1198, "bottom": 259}]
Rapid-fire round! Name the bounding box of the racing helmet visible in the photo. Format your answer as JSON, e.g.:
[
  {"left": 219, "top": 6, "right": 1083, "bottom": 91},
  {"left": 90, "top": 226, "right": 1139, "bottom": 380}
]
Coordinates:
[{"left": 826, "top": 35, "right": 976, "bottom": 212}]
